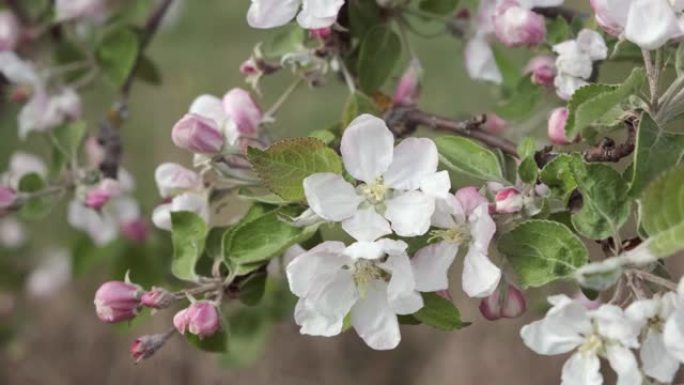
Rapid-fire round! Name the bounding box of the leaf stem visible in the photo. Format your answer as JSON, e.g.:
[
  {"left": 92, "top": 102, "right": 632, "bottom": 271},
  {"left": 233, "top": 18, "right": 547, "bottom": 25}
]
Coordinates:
[
  {"left": 642, "top": 49, "right": 660, "bottom": 113},
  {"left": 264, "top": 77, "right": 304, "bottom": 121}
]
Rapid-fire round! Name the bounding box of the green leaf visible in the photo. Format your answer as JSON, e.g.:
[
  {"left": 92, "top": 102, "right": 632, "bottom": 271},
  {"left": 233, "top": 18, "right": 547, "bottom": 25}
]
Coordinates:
[
  {"left": 545, "top": 16, "right": 571, "bottom": 45},
  {"left": 491, "top": 45, "right": 520, "bottom": 93},
  {"left": 494, "top": 77, "right": 542, "bottom": 120},
  {"left": 171, "top": 212, "right": 209, "bottom": 281},
  {"left": 341, "top": 92, "right": 380, "bottom": 128},
  {"left": 571, "top": 163, "right": 630, "bottom": 240},
  {"left": 17, "top": 173, "right": 52, "bottom": 219},
  {"left": 247, "top": 138, "right": 343, "bottom": 202},
  {"left": 413, "top": 292, "right": 464, "bottom": 331},
  {"left": 517, "top": 137, "right": 537, "bottom": 159},
  {"left": 628, "top": 113, "right": 684, "bottom": 197},
  {"left": 565, "top": 68, "right": 645, "bottom": 140},
  {"left": 347, "top": 0, "right": 382, "bottom": 38},
  {"left": 436, "top": 136, "right": 505, "bottom": 181},
  {"left": 640, "top": 166, "right": 684, "bottom": 257},
  {"left": 419, "top": 0, "right": 459, "bottom": 14},
  {"left": 308, "top": 129, "right": 336, "bottom": 145},
  {"left": 358, "top": 26, "right": 402, "bottom": 93},
  {"left": 135, "top": 55, "right": 162, "bottom": 85},
  {"left": 498, "top": 220, "right": 589, "bottom": 288},
  {"left": 96, "top": 27, "right": 140, "bottom": 86},
  {"left": 539, "top": 154, "right": 583, "bottom": 202},
  {"left": 676, "top": 43, "right": 684, "bottom": 77},
  {"left": 50, "top": 121, "right": 86, "bottom": 174},
  {"left": 239, "top": 270, "right": 268, "bottom": 306},
  {"left": 262, "top": 24, "right": 305, "bottom": 58},
  {"left": 518, "top": 156, "right": 538, "bottom": 184},
  {"left": 186, "top": 328, "right": 228, "bottom": 353},
  {"left": 237, "top": 187, "right": 287, "bottom": 205}
]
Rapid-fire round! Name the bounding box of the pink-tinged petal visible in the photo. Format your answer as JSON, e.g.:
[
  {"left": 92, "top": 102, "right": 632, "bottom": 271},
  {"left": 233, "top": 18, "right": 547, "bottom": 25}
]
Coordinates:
[
  {"left": 461, "top": 249, "right": 501, "bottom": 298},
  {"left": 172, "top": 113, "right": 225, "bottom": 154},
  {"left": 247, "top": 0, "right": 300, "bottom": 29},
  {"left": 494, "top": 187, "right": 523, "bottom": 214},
  {"left": 493, "top": 5, "right": 546, "bottom": 47},
  {"left": 173, "top": 308, "right": 189, "bottom": 334},
  {"left": 383, "top": 137, "right": 438, "bottom": 190},
  {"left": 411, "top": 241, "right": 458, "bottom": 292},
  {"left": 455, "top": 187, "right": 488, "bottom": 216},
  {"left": 303, "top": 173, "right": 362, "bottom": 221},
  {"left": 341, "top": 208, "right": 391, "bottom": 242},
  {"left": 625, "top": 0, "right": 681, "bottom": 50},
  {"left": 590, "top": 0, "right": 630, "bottom": 36},
  {"left": 561, "top": 352, "right": 603, "bottom": 385},
  {"left": 0, "top": 11, "right": 20, "bottom": 52},
  {"left": 340, "top": 114, "right": 394, "bottom": 183},
  {"left": 384, "top": 191, "right": 434, "bottom": 237},
  {"left": 465, "top": 36, "right": 502, "bottom": 84},
  {"left": 154, "top": 163, "right": 202, "bottom": 198},
  {"left": 524, "top": 55, "right": 556, "bottom": 87},
  {"left": 222, "top": 88, "right": 262, "bottom": 135},
  {"left": 393, "top": 59, "right": 422, "bottom": 106},
  {"left": 547, "top": 107, "right": 573, "bottom": 145},
  {"left": 189, "top": 94, "right": 227, "bottom": 126},
  {"left": 500, "top": 285, "right": 527, "bottom": 318},
  {"left": 351, "top": 280, "right": 401, "bottom": 350},
  {"left": 382, "top": 253, "right": 423, "bottom": 315}
]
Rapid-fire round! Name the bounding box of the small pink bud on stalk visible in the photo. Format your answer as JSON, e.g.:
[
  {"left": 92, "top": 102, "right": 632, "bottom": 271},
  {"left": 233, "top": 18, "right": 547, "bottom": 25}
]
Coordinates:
[
  {"left": 120, "top": 218, "right": 148, "bottom": 244},
  {"left": 94, "top": 281, "right": 142, "bottom": 323},
  {"left": 393, "top": 59, "right": 422, "bottom": 107},
  {"left": 222, "top": 88, "right": 262, "bottom": 135},
  {"left": 493, "top": 3, "right": 546, "bottom": 47},
  {"left": 525, "top": 55, "right": 556, "bottom": 87},
  {"left": 547, "top": 107, "right": 577, "bottom": 145},
  {"left": 171, "top": 113, "right": 225, "bottom": 154},
  {"left": 130, "top": 331, "right": 173, "bottom": 363},
  {"left": 84, "top": 179, "right": 121, "bottom": 210},
  {"left": 240, "top": 58, "right": 260, "bottom": 76},
  {"left": 141, "top": 287, "right": 175, "bottom": 310},
  {"left": 173, "top": 301, "right": 220, "bottom": 338},
  {"left": 0, "top": 11, "right": 20, "bottom": 52},
  {"left": 0, "top": 186, "right": 17, "bottom": 210},
  {"left": 309, "top": 27, "right": 332, "bottom": 40},
  {"left": 494, "top": 187, "right": 524, "bottom": 214},
  {"left": 482, "top": 114, "right": 509, "bottom": 135},
  {"left": 479, "top": 283, "right": 527, "bottom": 321}
]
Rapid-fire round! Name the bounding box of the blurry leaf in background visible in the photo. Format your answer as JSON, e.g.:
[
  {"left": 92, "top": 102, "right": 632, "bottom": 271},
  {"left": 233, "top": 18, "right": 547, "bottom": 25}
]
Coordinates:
[
  {"left": 96, "top": 27, "right": 141, "bottom": 86},
  {"left": 171, "top": 211, "right": 209, "bottom": 281},
  {"left": 419, "top": 0, "right": 459, "bottom": 15},
  {"left": 342, "top": 92, "right": 380, "bottom": 128},
  {"left": 17, "top": 173, "right": 52, "bottom": 220},
  {"left": 50, "top": 121, "right": 86, "bottom": 175},
  {"left": 358, "top": 25, "right": 402, "bottom": 93},
  {"left": 639, "top": 166, "right": 684, "bottom": 257}
]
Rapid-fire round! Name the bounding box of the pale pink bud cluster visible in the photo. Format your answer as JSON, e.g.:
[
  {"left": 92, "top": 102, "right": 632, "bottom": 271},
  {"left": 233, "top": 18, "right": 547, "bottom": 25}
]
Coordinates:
[
  {"left": 0, "top": 186, "right": 17, "bottom": 210},
  {"left": 547, "top": 107, "right": 575, "bottom": 145},
  {"left": 0, "top": 11, "right": 20, "bottom": 52},
  {"left": 84, "top": 178, "right": 122, "bottom": 210},
  {"left": 141, "top": 287, "right": 175, "bottom": 310},
  {"left": 309, "top": 27, "right": 332, "bottom": 40},
  {"left": 482, "top": 113, "right": 509, "bottom": 135},
  {"left": 171, "top": 113, "right": 225, "bottom": 154},
  {"left": 130, "top": 333, "right": 170, "bottom": 363},
  {"left": 94, "top": 281, "right": 142, "bottom": 323},
  {"left": 492, "top": 2, "right": 546, "bottom": 48},
  {"left": 494, "top": 187, "right": 523, "bottom": 214},
  {"left": 479, "top": 283, "right": 527, "bottom": 321},
  {"left": 524, "top": 55, "right": 556, "bottom": 87},
  {"left": 173, "top": 301, "right": 220, "bottom": 338},
  {"left": 223, "top": 88, "right": 262, "bottom": 135},
  {"left": 154, "top": 163, "right": 202, "bottom": 199},
  {"left": 393, "top": 59, "right": 422, "bottom": 107}
]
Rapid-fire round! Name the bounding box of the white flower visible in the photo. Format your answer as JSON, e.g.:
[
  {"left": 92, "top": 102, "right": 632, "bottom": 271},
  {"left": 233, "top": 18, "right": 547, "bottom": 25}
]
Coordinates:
[
  {"left": 247, "top": 0, "right": 344, "bottom": 30},
  {"left": 626, "top": 293, "right": 680, "bottom": 383},
  {"left": 1, "top": 151, "right": 47, "bottom": 189},
  {"left": 303, "top": 114, "right": 446, "bottom": 238},
  {"left": 151, "top": 192, "right": 210, "bottom": 231},
  {"left": 68, "top": 195, "right": 141, "bottom": 246},
  {"left": 552, "top": 29, "right": 607, "bottom": 100},
  {"left": 521, "top": 295, "right": 642, "bottom": 385},
  {"left": 55, "top": 0, "right": 107, "bottom": 22},
  {"left": 154, "top": 162, "right": 202, "bottom": 199},
  {"left": 286, "top": 233, "right": 432, "bottom": 350},
  {"left": 412, "top": 186, "right": 500, "bottom": 298},
  {"left": 25, "top": 249, "right": 72, "bottom": 299}
]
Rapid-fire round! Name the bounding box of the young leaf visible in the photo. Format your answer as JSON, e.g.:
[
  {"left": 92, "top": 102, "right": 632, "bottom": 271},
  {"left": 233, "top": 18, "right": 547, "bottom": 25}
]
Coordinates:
[
  {"left": 640, "top": 166, "right": 684, "bottom": 257},
  {"left": 628, "top": 113, "right": 684, "bottom": 197},
  {"left": 171, "top": 211, "right": 209, "bottom": 281},
  {"left": 96, "top": 27, "right": 140, "bottom": 86},
  {"left": 517, "top": 137, "right": 537, "bottom": 159},
  {"left": 498, "top": 220, "right": 589, "bottom": 288},
  {"left": 413, "top": 292, "right": 465, "bottom": 331},
  {"left": 419, "top": 0, "right": 459, "bottom": 15},
  {"left": 17, "top": 173, "right": 51, "bottom": 219},
  {"left": 261, "top": 24, "right": 305, "bottom": 58},
  {"left": 358, "top": 25, "right": 402, "bottom": 93},
  {"left": 539, "top": 154, "right": 583, "bottom": 202},
  {"left": 436, "top": 136, "right": 505, "bottom": 181},
  {"left": 247, "top": 138, "right": 343, "bottom": 202},
  {"left": 347, "top": 0, "right": 382, "bottom": 38},
  {"left": 518, "top": 156, "right": 538, "bottom": 184}
]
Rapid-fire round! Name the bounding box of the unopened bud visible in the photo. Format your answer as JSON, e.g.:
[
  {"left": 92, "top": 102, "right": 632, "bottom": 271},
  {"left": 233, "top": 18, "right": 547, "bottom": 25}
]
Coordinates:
[
  {"left": 479, "top": 283, "right": 527, "bottom": 321},
  {"left": 84, "top": 179, "right": 121, "bottom": 210},
  {"left": 493, "top": 4, "right": 545, "bottom": 47},
  {"left": 154, "top": 163, "right": 202, "bottom": 199},
  {"left": 222, "top": 88, "right": 262, "bottom": 135},
  {"left": 94, "top": 281, "right": 142, "bottom": 323},
  {"left": 130, "top": 332, "right": 172, "bottom": 363},
  {"left": 120, "top": 218, "right": 148, "bottom": 244},
  {"left": 309, "top": 27, "right": 331, "bottom": 40},
  {"left": 0, "top": 186, "right": 16, "bottom": 210},
  {"left": 141, "top": 287, "right": 175, "bottom": 309},
  {"left": 482, "top": 113, "right": 509, "bottom": 135},
  {"left": 393, "top": 59, "right": 422, "bottom": 107},
  {"left": 0, "top": 11, "right": 20, "bottom": 52},
  {"left": 494, "top": 187, "right": 523, "bottom": 214},
  {"left": 173, "top": 301, "right": 220, "bottom": 338},
  {"left": 547, "top": 107, "right": 575, "bottom": 145},
  {"left": 171, "top": 113, "right": 225, "bottom": 154},
  {"left": 525, "top": 55, "right": 556, "bottom": 87},
  {"left": 240, "top": 57, "right": 260, "bottom": 76},
  {"left": 589, "top": 0, "right": 626, "bottom": 37}
]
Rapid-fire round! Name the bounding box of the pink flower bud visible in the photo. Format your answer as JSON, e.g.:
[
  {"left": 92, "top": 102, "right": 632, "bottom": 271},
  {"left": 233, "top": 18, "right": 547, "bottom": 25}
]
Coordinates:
[
  {"left": 130, "top": 332, "right": 171, "bottom": 363},
  {"left": 171, "top": 113, "right": 225, "bottom": 154},
  {"left": 524, "top": 55, "right": 556, "bottom": 87},
  {"left": 84, "top": 179, "right": 121, "bottom": 210},
  {"left": 240, "top": 58, "right": 260, "bottom": 76},
  {"left": 393, "top": 59, "right": 422, "bottom": 107},
  {"left": 493, "top": 3, "right": 546, "bottom": 48},
  {"left": 173, "top": 301, "right": 220, "bottom": 338},
  {"left": 154, "top": 163, "right": 202, "bottom": 199},
  {"left": 482, "top": 113, "right": 509, "bottom": 135},
  {"left": 0, "top": 11, "right": 20, "bottom": 52},
  {"left": 222, "top": 88, "right": 262, "bottom": 135},
  {"left": 141, "top": 287, "right": 175, "bottom": 309},
  {"left": 495, "top": 187, "right": 524, "bottom": 214},
  {"left": 547, "top": 107, "right": 575, "bottom": 145},
  {"left": 120, "top": 218, "right": 148, "bottom": 244},
  {"left": 589, "top": 0, "right": 626, "bottom": 37},
  {"left": 0, "top": 186, "right": 17, "bottom": 210},
  {"left": 94, "top": 281, "right": 142, "bottom": 323},
  {"left": 309, "top": 27, "right": 332, "bottom": 40},
  {"left": 479, "top": 284, "right": 527, "bottom": 321}
]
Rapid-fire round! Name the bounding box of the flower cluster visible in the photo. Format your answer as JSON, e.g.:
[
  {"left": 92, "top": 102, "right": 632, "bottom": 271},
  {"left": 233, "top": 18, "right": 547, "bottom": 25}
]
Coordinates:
[{"left": 552, "top": 29, "right": 607, "bottom": 100}]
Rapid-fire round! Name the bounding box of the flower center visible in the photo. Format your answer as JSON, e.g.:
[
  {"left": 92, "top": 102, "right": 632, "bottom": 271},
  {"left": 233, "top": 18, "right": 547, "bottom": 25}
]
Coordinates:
[
  {"left": 352, "top": 259, "right": 388, "bottom": 297},
  {"left": 429, "top": 225, "right": 471, "bottom": 244},
  {"left": 579, "top": 334, "right": 603, "bottom": 354},
  {"left": 647, "top": 316, "right": 664, "bottom": 333},
  {"left": 359, "top": 178, "right": 387, "bottom": 205}
]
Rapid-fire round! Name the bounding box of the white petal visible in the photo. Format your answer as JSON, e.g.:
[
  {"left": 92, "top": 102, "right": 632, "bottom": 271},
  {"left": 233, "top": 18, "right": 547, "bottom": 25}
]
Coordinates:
[
  {"left": 286, "top": 241, "right": 348, "bottom": 297},
  {"left": 554, "top": 73, "right": 588, "bottom": 100},
  {"left": 420, "top": 170, "right": 451, "bottom": 199},
  {"left": 625, "top": 298, "right": 659, "bottom": 327},
  {"left": 624, "top": 0, "right": 681, "bottom": 50},
  {"left": 520, "top": 295, "right": 590, "bottom": 355},
  {"left": 553, "top": 41, "right": 593, "bottom": 79},
  {"left": 454, "top": 186, "right": 489, "bottom": 216},
  {"left": 303, "top": 173, "right": 362, "bottom": 221},
  {"left": 561, "top": 352, "right": 602, "bottom": 385},
  {"left": 341, "top": 207, "right": 391, "bottom": 242},
  {"left": 431, "top": 194, "right": 462, "bottom": 229},
  {"left": 67, "top": 200, "right": 118, "bottom": 245},
  {"left": 518, "top": 0, "right": 564, "bottom": 7},
  {"left": 351, "top": 280, "right": 401, "bottom": 350},
  {"left": 412, "top": 241, "right": 458, "bottom": 292},
  {"left": 0, "top": 52, "right": 40, "bottom": 85},
  {"left": 343, "top": 241, "right": 384, "bottom": 261},
  {"left": 576, "top": 29, "right": 608, "bottom": 61},
  {"left": 591, "top": 305, "right": 639, "bottom": 347},
  {"left": 640, "top": 329, "right": 679, "bottom": 383},
  {"left": 468, "top": 204, "right": 496, "bottom": 253},
  {"left": 247, "top": 0, "right": 300, "bottom": 29},
  {"left": 296, "top": 0, "right": 344, "bottom": 29},
  {"left": 294, "top": 299, "right": 344, "bottom": 337},
  {"left": 664, "top": 307, "right": 684, "bottom": 362},
  {"left": 189, "top": 94, "right": 228, "bottom": 126},
  {"left": 461, "top": 249, "right": 501, "bottom": 298},
  {"left": 382, "top": 253, "right": 423, "bottom": 315},
  {"left": 151, "top": 203, "right": 172, "bottom": 231},
  {"left": 606, "top": 345, "right": 642, "bottom": 385},
  {"left": 383, "top": 138, "right": 438, "bottom": 190},
  {"left": 384, "top": 191, "right": 434, "bottom": 237},
  {"left": 464, "top": 35, "right": 502, "bottom": 84},
  {"left": 376, "top": 238, "right": 408, "bottom": 255},
  {"left": 340, "top": 114, "right": 394, "bottom": 183}
]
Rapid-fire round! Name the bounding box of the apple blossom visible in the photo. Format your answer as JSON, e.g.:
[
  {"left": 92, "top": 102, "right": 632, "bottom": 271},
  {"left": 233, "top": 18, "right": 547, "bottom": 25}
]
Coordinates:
[
  {"left": 303, "top": 114, "right": 447, "bottom": 238},
  {"left": 2, "top": 152, "right": 46, "bottom": 190},
  {"left": 173, "top": 301, "right": 221, "bottom": 337},
  {"left": 309, "top": 27, "right": 332, "bottom": 40},
  {"left": 222, "top": 88, "right": 262, "bottom": 135},
  {"left": 151, "top": 192, "right": 210, "bottom": 231},
  {"left": 154, "top": 162, "right": 202, "bottom": 199},
  {"left": 120, "top": 218, "right": 149, "bottom": 244},
  {"left": 482, "top": 113, "right": 509, "bottom": 135},
  {"left": 521, "top": 295, "right": 642, "bottom": 385},
  {"left": 524, "top": 55, "right": 555, "bottom": 87},
  {"left": 552, "top": 30, "right": 607, "bottom": 100},
  {"left": 393, "top": 59, "right": 422, "bottom": 107},
  {"left": 94, "top": 280, "right": 143, "bottom": 323},
  {"left": 494, "top": 187, "right": 523, "bottom": 214},
  {"left": 55, "top": 0, "right": 107, "bottom": 22},
  {"left": 141, "top": 287, "right": 175, "bottom": 310},
  {"left": 465, "top": 35, "right": 502, "bottom": 84},
  {"left": 479, "top": 283, "right": 527, "bottom": 320},
  {"left": 25, "top": 249, "right": 72, "bottom": 299},
  {"left": 69, "top": 195, "right": 142, "bottom": 246},
  {"left": 172, "top": 113, "right": 225, "bottom": 154},
  {"left": 0, "top": 186, "right": 16, "bottom": 210},
  {"left": 0, "top": 11, "right": 20, "bottom": 52},
  {"left": 547, "top": 107, "right": 572, "bottom": 145},
  {"left": 84, "top": 178, "right": 123, "bottom": 210},
  {"left": 493, "top": 2, "right": 546, "bottom": 48},
  {"left": 247, "top": 0, "right": 344, "bottom": 30}
]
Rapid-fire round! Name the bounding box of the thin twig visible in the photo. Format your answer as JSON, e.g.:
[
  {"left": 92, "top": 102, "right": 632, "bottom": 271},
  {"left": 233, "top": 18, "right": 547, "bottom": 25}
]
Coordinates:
[
  {"left": 583, "top": 115, "right": 637, "bottom": 162},
  {"left": 629, "top": 269, "right": 678, "bottom": 292},
  {"left": 263, "top": 78, "right": 303, "bottom": 120}
]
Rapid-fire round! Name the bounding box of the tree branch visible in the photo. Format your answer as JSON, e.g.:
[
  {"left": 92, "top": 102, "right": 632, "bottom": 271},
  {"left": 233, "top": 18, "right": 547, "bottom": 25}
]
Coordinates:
[
  {"left": 583, "top": 115, "right": 637, "bottom": 162},
  {"left": 98, "top": 0, "right": 174, "bottom": 179},
  {"left": 387, "top": 107, "right": 519, "bottom": 157}
]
